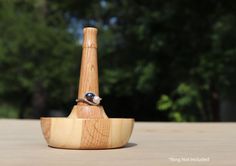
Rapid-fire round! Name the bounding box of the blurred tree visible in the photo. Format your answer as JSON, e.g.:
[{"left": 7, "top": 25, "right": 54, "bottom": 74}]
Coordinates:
[
  {"left": 58, "top": 0, "right": 236, "bottom": 121},
  {"left": 0, "top": 0, "right": 79, "bottom": 118},
  {"left": 1, "top": 0, "right": 236, "bottom": 121}
]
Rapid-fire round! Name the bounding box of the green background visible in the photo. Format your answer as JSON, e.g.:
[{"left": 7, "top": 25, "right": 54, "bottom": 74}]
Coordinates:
[{"left": 1, "top": 0, "right": 236, "bottom": 121}]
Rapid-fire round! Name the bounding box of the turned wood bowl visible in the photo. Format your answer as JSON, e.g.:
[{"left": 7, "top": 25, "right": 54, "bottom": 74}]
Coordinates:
[
  {"left": 40, "top": 27, "right": 134, "bottom": 150},
  {"left": 41, "top": 118, "right": 134, "bottom": 149}
]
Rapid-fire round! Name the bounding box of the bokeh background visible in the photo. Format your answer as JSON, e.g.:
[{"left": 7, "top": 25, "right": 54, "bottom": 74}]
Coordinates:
[{"left": 1, "top": 0, "right": 236, "bottom": 121}]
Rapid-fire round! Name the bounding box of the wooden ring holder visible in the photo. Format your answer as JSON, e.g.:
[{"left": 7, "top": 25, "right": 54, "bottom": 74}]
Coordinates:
[{"left": 40, "top": 27, "right": 134, "bottom": 149}]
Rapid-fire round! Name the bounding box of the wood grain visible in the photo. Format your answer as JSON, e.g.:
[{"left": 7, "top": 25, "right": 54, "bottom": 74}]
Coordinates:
[
  {"left": 78, "top": 47, "right": 99, "bottom": 99},
  {"left": 79, "top": 27, "right": 98, "bottom": 99},
  {"left": 68, "top": 105, "right": 108, "bottom": 119},
  {"left": 80, "top": 119, "right": 110, "bottom": 149},
  {"left": 40, "top": 27, "right": 134, "bottom": 149},
  {"left": 82, "top": 27, "right": 97, "bottom": 48},
  {"left": 41, "top": 118, "right": 134, "bottom": 149},
  {"left": 74, "top": 27, "right": 104, "bottom": 118}
]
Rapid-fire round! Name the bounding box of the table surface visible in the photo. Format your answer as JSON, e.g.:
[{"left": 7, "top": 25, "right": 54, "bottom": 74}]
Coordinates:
[{"left": 0, "top": 120, "right": 235, "bottom": 166}]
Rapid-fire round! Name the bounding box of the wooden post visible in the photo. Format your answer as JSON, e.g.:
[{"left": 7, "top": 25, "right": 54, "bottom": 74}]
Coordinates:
[
  {"left": 78, "top": 28, "right": 99, "bottom": 101},
  {"left": 68, "top": 27, "right": 107, "bottom": 119}
]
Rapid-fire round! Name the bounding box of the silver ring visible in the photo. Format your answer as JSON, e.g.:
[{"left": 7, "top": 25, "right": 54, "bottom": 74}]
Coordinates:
[{"left": 76, "top": 92, "right": 102, "bottom": 106}]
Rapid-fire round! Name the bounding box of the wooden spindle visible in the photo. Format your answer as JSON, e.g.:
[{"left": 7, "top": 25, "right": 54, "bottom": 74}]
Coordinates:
[
  {"left": 68, "top": 27, "right": 107, "bottom": 119},
  {"left": 78, "top": 27, "right": 99, "bottom": 101}
]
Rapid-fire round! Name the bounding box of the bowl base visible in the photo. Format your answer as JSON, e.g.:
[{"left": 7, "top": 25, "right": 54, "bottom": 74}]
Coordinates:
[{"left": 41, "top": 118, "right": 134, "bottom": 149}]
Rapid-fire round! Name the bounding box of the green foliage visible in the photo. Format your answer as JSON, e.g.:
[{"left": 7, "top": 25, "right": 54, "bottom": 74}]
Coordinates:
[
  {"left": 0, "top": 104, "right": 18, "bottom": 118},
  {"left": 157, "top": 95, "right": 173, "bottom": 111},
  {"left": 1, "top": 0, "right": 236, "bottom": 120},
  {"left": 136, "top": 62, "right": 157, "bottom": 93},
  {"left": 0, "top": 0, "right": 78, "bottom": 117},
  {"left": 157, "top": 83, "right": 203, "bottom": 122}
]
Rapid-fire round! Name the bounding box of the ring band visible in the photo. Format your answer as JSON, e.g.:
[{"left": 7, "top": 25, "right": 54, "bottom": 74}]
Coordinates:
[
  {"left": 76, "top": 92, "right": 102, "bottom": 106},
  {"left": 76, "top": 98, "right": 98, "bottom": 105}
]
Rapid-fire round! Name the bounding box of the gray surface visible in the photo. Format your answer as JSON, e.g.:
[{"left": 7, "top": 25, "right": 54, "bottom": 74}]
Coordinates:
[{"left": 0, "top": 120, "right": 236, "bottom": 166}]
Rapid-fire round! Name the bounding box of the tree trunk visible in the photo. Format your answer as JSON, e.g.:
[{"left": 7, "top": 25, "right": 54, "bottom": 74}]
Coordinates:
[
  {"left": 210, "top": 83, "right": 220, "bottom": 121},
  {"left": 32, "top": 81, "right": 46, "bottom": 119}
]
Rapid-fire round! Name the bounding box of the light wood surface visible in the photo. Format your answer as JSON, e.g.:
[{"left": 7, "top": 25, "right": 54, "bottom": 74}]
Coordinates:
[{"left": 1, "top": 120, "right": 236, "bottom": 166}]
